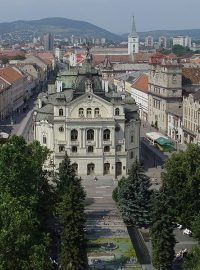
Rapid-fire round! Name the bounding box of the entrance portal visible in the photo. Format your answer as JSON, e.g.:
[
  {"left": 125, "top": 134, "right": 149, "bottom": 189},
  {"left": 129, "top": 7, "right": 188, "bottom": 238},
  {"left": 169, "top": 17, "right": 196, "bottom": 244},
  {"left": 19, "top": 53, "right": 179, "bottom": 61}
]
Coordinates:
[
  {"left": 116, "top": 162, "right": 122, "bottom": 177},
  {"left": 104, "top": 163, "right": 110, "bottom": 175},
  {"left": 87, "top": 163, "right": 95, "bottom": 175}
]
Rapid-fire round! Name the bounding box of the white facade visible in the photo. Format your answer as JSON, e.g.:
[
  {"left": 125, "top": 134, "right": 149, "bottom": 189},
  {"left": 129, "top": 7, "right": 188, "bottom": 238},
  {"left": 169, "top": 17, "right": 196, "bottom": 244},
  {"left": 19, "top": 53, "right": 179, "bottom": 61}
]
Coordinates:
[
  {"left": 173, "top": 36, "right": 191, "bottom": 48},
  {"left": 130, "top": 86, "right": 148, "bottom": 122},
  {"left": 167, "top": 112, "right": 183, "bottom": 144},
  {"left": 34, "top": 57, "right": 140, "bottom": 178},
  {"left": 182, "top": 90, "right": 200, "bottom": 144}
]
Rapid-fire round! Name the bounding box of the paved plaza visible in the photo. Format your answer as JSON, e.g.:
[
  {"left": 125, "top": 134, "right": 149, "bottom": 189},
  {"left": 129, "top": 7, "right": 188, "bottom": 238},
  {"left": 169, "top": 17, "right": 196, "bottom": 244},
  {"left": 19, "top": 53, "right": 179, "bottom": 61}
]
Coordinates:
[{"left": 83, "top": 176, "right": 145, "bottom": 270}]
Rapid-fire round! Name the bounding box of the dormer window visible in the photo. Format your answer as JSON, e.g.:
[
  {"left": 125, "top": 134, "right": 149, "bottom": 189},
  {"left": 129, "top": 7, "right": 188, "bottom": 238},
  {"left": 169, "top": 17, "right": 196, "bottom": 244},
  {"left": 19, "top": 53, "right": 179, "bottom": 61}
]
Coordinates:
[
  {"left": 79, "top": 108, "right": 84, "bottom": 117},
  {"left": 87, "top": 108, "right": 92, "bottom": 117},
  {"left": 59, "top": 108, "right": 63, "bottom": 116},
  {"left": 94, "top": 108, "right": 100, "bottom": 117}
]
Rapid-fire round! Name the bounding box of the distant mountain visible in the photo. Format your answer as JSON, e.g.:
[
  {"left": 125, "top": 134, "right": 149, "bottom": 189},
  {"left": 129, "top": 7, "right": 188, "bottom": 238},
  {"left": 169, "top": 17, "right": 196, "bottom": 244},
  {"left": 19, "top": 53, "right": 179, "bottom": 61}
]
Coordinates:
[
  {"left": 0, "top": 17, "right": 121, "bottom": 41},
  {"left": 121, "top": 29, "right": 200, "bottom": 41}
]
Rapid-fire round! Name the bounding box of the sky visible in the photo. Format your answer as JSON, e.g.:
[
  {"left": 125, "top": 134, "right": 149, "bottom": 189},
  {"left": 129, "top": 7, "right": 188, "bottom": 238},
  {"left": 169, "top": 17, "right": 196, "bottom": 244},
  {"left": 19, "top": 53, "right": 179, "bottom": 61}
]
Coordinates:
[{"left": 0, "top": 0, "right": 199, "bottom": 33}]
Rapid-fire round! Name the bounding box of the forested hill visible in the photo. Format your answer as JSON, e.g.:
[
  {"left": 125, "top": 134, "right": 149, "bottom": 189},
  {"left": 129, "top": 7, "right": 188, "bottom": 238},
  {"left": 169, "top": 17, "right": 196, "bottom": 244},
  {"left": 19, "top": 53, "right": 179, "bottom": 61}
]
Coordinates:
[{"left": 0, "top": 17, "right": 121, "bottom": 41}]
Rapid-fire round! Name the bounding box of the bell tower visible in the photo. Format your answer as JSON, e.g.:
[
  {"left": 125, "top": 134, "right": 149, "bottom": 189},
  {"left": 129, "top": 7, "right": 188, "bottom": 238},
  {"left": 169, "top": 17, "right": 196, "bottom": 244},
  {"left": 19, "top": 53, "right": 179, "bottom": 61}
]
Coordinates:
[{"left": 128, "top": 16, "right": 139, "bottom": 54}]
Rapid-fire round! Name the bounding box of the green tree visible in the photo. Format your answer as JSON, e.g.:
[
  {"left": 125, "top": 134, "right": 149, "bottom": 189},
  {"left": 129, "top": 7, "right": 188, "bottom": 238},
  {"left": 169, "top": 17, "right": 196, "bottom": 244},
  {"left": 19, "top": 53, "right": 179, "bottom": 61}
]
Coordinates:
[
  {"left": 117, "top": 160, "right": 152, "bottom": 228},
  {"left": 56, "top": 154, "right": 88, "bottom": 270},
  {"left": 0, "top": 135, "right": 54, "bottom": 269},
  {"left": 191, "top": 214, "right": 200, "bottom": 241},
  {"left": 183, "top": 246, "right": 200, "bottom": 270},
  {"left": 172, "top": 44, "right": 191, "bottom": 56},
  {"left": 162, "top": 144, "right": 200, "bottom": 225},
  {"left": 151, "top": 191, "right": 176, "bottom": 270},
  {"left": 0, "top": 192, "right": 52, "bottom": 270}
]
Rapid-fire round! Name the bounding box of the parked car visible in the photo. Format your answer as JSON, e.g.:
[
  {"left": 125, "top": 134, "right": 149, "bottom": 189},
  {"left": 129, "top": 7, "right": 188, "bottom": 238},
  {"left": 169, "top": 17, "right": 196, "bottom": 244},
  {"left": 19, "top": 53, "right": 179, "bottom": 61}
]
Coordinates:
[
  {"left": 176, "top": 223, "right": 183, "bottom": 230},
  {"left": 183, "top": 228, "right": 192, "bottom": 236}
]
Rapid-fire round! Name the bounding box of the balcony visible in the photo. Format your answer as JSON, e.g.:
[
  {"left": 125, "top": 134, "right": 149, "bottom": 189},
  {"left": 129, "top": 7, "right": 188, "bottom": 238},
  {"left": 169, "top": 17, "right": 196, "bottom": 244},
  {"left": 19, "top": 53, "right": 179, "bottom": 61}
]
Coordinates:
[
  {"left": 117, "top": 139, "right": 124, "bottom": 145},
  {"left": 86, "top": 140, "right": 96, "bottom": 146},
  {"left": 70, "top": 141, "right": 79, "bottom": 146},
  {"left": 103, "top": 140, "right": 112, "bottom": 146}
]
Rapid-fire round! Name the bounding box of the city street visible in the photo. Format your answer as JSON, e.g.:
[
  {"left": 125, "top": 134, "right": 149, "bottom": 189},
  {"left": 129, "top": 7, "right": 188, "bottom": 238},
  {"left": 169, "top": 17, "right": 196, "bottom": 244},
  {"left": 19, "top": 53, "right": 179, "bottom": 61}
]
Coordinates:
[{"left": 0, "top": 96, "right": 36, "bottom": 142}]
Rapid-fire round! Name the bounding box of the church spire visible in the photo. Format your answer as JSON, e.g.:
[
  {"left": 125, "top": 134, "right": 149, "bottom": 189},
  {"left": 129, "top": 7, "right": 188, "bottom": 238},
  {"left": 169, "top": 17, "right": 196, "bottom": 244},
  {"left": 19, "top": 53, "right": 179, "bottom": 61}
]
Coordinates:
[{"left": 130, "top": 16, "right": 137, "bottom": 36}]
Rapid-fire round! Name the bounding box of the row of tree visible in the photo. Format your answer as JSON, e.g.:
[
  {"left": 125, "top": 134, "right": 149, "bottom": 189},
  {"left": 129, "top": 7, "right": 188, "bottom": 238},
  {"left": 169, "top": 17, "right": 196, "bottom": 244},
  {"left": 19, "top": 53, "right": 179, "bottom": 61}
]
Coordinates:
[
  {"left": 0, "top": 135, "right": 87, "bottom": 269},
  {"left": 113, "top": 144, "right": 200, "bottom": 269}
]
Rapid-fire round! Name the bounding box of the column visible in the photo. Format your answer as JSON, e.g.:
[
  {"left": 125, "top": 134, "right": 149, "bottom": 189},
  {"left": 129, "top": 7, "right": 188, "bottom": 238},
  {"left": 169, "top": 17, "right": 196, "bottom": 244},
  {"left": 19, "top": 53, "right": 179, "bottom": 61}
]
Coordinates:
[
  {"left": 80, "top": 128, "right": 83, "bottom": 148},
  {"left": 99, "top": 129, "right": 102, "bottom": 148},
  {"left": 111, "top": 127, "right": 115, "bottom": 148},
  {"left": 83, "top": 129, "right": 86, "bottom": 148},
  {"left": 66, "top": 128, "right": 70, "bottom": 149},
  {"left": 95, "top": 129, "right": 99, "bottom": 148}
]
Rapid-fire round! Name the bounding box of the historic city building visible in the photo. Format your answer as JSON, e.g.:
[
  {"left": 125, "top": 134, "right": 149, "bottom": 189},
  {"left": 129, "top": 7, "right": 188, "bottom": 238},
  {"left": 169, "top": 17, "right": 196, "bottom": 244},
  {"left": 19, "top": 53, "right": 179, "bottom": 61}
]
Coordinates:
[
  {"left": 33, "top": 49, "right": 140, "bottom": 178},
  {"left": 148, "top": 53, "right": 182, "bottom": 134}
]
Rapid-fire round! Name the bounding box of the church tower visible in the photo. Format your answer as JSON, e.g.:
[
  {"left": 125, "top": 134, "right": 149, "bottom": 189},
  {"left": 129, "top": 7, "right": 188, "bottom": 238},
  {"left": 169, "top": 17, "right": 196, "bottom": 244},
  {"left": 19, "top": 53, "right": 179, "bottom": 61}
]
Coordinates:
[{"left": 128, "top": 16, "right": 139, "bottom": 54}]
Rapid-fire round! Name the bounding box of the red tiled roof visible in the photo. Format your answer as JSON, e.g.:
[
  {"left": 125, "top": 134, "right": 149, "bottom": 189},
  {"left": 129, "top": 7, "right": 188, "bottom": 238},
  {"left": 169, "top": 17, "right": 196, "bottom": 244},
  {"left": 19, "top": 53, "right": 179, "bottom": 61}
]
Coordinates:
[
  {"left": 131, "top": 74, "right": 148, "bottom": 93},
  {"left": 133, "top": 52, "right": 153, "bottom": 63},
  {"left": 92, "top": 54, "right": 133, "bottom": 65},
  {"left": 0, "top": 67, "right": 23, "bottom": 83},
  {"left": 182, "top": 67, "right": 200, "bottom": 85}
]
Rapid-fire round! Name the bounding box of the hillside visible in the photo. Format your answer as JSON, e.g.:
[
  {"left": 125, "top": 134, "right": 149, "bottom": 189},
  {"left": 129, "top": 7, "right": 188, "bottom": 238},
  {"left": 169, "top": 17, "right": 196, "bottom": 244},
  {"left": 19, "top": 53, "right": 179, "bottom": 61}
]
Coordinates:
[
  {"left": 121, "top": 29, "right": 200, "bottom": 41},
  {"left": 0, "top": 17, "right": 121, "bottom": 41}
]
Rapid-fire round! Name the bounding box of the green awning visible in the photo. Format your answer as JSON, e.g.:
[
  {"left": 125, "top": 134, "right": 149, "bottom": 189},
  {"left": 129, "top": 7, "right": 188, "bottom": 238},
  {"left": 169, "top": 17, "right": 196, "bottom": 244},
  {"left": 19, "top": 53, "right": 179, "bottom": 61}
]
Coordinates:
[{"left": 155, "top": 137, "right": 172, "bottom": 146}]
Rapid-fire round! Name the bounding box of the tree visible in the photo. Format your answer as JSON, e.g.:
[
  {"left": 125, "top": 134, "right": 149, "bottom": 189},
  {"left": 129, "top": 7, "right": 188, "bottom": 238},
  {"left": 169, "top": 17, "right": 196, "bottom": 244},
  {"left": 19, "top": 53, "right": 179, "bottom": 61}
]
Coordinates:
[
  {"left": 172, "top": 44, "right": 191, "bottom": 56},
  {"left": 151, "top": 190, "right": 176, "bottom": 270},
  {"left": 117, "top": 160, "right": 152, "bottom": 228},
  {"left": 183, "top": 246, "right": 200, "bottom": 270},
  {"left": 191, "top": 214, "right": 200, "bottom": 242},
  {"left": 56, "top": 154, "right": 88, "bottom": 270},
  {"left": 0, "top": 135, "right": 54, "bottom": 269},
  {"left": 0, "top": 192, "right": 53, "bottom": 270},
  {"left": 162, "top": 144, "right": 200, "bottom": 226}
]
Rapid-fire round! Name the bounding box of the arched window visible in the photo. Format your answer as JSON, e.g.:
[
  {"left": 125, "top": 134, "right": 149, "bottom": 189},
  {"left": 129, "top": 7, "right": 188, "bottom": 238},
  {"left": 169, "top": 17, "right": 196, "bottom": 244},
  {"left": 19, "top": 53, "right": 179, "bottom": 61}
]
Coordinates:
[
  {"left": 104, "top": 146, "right": 110, "bottom": 152},
  {"left": 103, "top": 129, "right": 110, "bottom": 141},
  {"left": 79, "top": 108, "right": 84, "bottom": 117},
  {"left": 72, "top": 146, "right": 77, "bottom": 153},
  {"left": 43, "top": 135, "right": 47, "bottom": 144},
  {"left": 71, "top": 129, "right": 78, "bottom": 141},
  {"left": 87, "top": 108, "right": 92, "bottom": 117},
  {"left": 59, "top": 126, "right": 64, "bottom": 132},
  {"left": 87, "top": 129, "right": 94, "bottom": 140},
  {"left": 59, "top": 108, "right": 63, "bottom": 116},
  {"left": 115, "top": 108, "right": 119, "bottom": 116},
  {"left": 88, "top": 146, "right": 94, "bottom": 153},
  {"left": 94, "top": 108, "right": 100, "bottom": 117},
  {"left": 59, "top": 145, "right": 65, "bottom": 152}
]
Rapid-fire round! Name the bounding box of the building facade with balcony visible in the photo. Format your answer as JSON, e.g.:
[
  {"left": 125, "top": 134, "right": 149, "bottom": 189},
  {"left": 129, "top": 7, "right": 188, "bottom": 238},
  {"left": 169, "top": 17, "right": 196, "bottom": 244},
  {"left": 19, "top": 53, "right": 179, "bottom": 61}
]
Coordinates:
[
  {"left": 182, "top": 90, "right": 200, "bottom": 144},
  {"left": 33, "top": 50, "right": 140, "bottom": 178}
]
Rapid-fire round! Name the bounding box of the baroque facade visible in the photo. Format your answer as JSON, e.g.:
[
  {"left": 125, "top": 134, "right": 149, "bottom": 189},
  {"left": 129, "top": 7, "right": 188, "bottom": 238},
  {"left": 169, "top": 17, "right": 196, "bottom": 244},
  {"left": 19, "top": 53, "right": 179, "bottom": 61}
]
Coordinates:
[{"left": 33, "top": 50, "right": 140, "bottom": 178}]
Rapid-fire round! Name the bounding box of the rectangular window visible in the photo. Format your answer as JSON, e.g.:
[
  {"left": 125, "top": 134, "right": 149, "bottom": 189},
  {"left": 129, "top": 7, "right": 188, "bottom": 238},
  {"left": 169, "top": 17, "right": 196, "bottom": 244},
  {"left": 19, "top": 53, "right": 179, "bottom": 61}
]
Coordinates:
[{"left": 131, "top": 135, "right": 134, "bottom": 143}]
